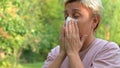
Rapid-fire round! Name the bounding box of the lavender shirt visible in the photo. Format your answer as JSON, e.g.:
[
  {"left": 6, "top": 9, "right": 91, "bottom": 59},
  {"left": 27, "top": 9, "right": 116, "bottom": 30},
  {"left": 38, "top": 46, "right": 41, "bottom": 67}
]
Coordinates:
[{"left": 42, "top": 38, "right": 120, "bottom": 68}]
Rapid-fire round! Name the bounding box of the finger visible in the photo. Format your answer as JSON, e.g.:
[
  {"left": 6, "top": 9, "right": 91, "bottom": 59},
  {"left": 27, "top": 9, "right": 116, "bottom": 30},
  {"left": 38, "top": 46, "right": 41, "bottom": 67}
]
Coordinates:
[
  {"left": 64, "top": 21, "right": 66, "bottom": 27},
  {"left": 61, "top": 25, "right": 65, "bottom": 35},
  {"left": 65, "top": 26, "right": 68, "bottom": 37},
  {"left": 68, "top": 20, "right": 72, "bottom": 34},
  {"left": 74, "top": 21, "right": 79, "bottom": 36},
  {"left": 60, "top": 24, "right": 65, "bottom": 40},
  {"left": 72, "top": 21, "right": 76, "bottom": 34},
  {"left": 64, "top": 36, "right": 68, "bottom": 52}
]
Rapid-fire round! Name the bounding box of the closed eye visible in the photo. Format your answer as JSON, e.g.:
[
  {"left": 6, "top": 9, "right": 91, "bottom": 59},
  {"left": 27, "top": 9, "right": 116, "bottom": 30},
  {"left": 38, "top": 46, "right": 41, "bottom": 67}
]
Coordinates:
[{"left": 73, "top": 13, "right": 81, "bottom": 19}]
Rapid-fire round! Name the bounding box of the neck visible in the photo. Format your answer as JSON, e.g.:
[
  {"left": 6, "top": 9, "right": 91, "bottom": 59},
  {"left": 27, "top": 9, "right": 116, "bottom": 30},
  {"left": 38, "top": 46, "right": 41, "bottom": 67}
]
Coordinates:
[{"left": 80, "top": 34, "right": 95, "bottom": 52}]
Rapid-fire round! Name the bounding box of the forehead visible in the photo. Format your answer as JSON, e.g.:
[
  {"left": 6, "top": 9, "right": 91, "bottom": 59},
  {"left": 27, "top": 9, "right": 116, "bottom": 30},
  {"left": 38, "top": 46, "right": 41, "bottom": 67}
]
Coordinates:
[{"left": 65, "top": 1, "right": 92, "bottom": 13}]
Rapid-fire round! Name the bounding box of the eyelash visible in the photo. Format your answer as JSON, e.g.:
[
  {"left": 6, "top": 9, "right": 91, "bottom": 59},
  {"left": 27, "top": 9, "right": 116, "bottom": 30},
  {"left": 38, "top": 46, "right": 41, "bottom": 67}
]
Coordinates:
[
  {"left": 64, "top": 13, "right": 81, "bottom": 19},
  {"left": 73, "top": 14, "right": 80, "bottom": 19},
  {"left": 74, "top": 15, "right": 79, "bottom": 19}
]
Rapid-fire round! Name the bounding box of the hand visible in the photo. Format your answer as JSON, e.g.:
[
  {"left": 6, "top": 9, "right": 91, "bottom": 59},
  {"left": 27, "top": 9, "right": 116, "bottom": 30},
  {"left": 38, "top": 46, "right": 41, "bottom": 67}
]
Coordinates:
[
  {"left": 59, "top": 22, "right": 66, "bottom": 55},
  {"left": 64, "top": 20, "right": 87, "bottom": 55}
]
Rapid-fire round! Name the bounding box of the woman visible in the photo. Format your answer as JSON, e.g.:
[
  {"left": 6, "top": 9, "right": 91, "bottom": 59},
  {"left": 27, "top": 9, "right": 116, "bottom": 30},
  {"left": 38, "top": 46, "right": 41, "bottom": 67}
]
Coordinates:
[{"left": 42, "top": 0, "right": 120, "bottom": 68}]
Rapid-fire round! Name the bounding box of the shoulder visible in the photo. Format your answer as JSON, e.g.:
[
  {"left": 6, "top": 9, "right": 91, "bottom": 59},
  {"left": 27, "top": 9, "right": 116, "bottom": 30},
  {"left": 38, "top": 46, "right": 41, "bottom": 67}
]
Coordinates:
[
  {"left": 48, "top": 45, "right": 60, "bottom": 58},
  {"left": 105, "top": 41, "right": 120, "bottom": 50},
  {"left": 96, "top": 38, "right": 120, "bottom": 52},
  {"left": 42, "top": 46, "right": 60, "bottom": 68},
  {"left": 96, "top": 39, "right": 120, "bottom": 61},
  {"left": 98, "top": 39, "right": 120, "bottom": 54},
  {"left": 50, "top": 45, "right": 60, "bottom": 55},
  {"left": 92, "top": 39, "right": 120, "bottom": 67}
]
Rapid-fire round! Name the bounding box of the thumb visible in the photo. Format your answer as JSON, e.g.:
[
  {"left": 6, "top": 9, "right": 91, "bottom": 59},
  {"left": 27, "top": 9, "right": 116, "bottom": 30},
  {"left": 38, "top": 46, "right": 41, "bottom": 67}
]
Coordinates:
[{"left": 81, "top": 34, "right": 88, "bottom": 44}]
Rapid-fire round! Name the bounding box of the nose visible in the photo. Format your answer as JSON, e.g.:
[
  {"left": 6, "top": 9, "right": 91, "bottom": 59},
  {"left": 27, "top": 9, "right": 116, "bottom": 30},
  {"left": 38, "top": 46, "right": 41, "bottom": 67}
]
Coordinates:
[{"left": 65, "top": 17, "right": 77, "bottom": 27}]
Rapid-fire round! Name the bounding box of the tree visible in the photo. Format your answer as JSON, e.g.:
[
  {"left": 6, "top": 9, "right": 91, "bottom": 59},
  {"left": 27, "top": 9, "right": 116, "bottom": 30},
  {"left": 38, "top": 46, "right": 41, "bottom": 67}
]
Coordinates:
[{"left": 96, "top": 0, "right": 120, "bottom": 45}]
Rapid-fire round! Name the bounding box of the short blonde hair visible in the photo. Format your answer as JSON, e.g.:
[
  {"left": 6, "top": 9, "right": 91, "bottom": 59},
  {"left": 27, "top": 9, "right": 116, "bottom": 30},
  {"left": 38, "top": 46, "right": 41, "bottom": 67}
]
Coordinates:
[{"left": 64, "top": 0, "right": 103, "bottom": 17}]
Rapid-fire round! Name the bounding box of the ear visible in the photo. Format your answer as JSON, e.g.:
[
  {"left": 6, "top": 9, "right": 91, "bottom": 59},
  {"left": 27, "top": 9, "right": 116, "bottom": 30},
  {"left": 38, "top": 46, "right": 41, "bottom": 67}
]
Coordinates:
[{"left": 91, "top": 15, "right": 100, "bottom": 30}]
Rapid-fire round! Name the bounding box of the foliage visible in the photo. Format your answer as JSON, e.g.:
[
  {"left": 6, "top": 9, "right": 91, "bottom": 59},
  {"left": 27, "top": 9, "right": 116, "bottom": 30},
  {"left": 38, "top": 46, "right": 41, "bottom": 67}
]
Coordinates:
[
  {"left": 0, "top": 0, "right": 44, "bottom": 68},
  {"left": 0, "top": 0, "right": 63, "bottom": 68},
  {"left": 96, "top": 0, "right": 120, "bottom": 45},
  {"left": 21, "top": 62, "right": 43, "bottom": 68}
]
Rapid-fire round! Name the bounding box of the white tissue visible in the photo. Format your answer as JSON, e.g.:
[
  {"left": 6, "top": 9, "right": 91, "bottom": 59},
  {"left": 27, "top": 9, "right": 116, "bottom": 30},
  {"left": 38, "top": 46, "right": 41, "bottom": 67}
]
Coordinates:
[{"left": 66, "top": 17, "right": 77, "bottom": 27}]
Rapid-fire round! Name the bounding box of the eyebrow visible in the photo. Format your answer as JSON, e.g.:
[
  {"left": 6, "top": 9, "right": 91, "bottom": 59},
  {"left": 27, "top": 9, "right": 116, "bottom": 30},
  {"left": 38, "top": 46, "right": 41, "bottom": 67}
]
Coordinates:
[
  {"left": 64, "top": 8, "right": 81, "bottom": 13},
  {"left": 72, "top": 8, "right": 81, "bottom": 12}
]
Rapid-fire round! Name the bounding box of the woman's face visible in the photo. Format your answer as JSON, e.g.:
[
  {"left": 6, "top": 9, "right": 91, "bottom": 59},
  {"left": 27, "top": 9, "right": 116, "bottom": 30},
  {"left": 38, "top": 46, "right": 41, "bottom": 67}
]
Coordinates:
[{"left": 64, "top": 2, "right": 96, "bottom": 36}]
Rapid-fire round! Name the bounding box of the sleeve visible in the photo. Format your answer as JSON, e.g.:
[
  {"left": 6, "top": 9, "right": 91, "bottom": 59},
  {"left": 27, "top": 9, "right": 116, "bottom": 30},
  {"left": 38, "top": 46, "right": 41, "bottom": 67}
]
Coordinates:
[
  {"left": 91, "top": 42, "right": 120, "bottom": 68},
  {"left": 42, "top": 46, "right": 60, "bottom": 68}
]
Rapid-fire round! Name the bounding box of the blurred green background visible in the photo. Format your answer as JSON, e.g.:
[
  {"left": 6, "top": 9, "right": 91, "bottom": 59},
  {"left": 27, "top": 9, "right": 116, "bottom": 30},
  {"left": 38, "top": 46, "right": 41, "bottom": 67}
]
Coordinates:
[{"left": 0, "top": 0, "right": 120, "bottom": 68}]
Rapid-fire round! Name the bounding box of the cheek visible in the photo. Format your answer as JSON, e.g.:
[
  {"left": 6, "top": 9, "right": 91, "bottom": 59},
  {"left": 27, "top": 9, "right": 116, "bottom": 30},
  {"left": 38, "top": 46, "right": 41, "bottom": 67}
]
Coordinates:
[{"left": 77, "top": 21, "right": 92, "bottom": 35}]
